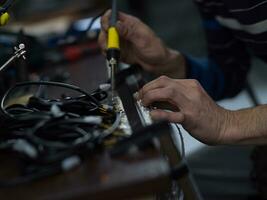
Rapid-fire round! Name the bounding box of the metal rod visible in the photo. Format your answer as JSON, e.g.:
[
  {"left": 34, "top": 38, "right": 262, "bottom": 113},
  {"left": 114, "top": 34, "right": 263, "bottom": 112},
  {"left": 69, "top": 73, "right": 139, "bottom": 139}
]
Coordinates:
[
  {"left": 110, "top": 0, "right": 118, "bottom": 26},
  {"left": 109, "top": 58, "right": 117, "bottom": 102},
  {"left": 0, "top": 55, "right": 17, "bottom": 72}
]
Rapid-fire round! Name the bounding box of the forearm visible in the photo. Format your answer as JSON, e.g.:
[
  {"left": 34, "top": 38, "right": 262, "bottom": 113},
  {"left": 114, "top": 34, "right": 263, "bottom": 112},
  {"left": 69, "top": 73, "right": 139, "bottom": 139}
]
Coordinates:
[{"left": 221, "top": 105, "right": 267, "bottom": 145}]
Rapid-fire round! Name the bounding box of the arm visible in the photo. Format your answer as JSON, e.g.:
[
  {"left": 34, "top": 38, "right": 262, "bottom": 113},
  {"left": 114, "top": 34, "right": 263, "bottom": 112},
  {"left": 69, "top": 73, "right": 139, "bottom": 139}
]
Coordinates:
[
  {"left": 138, "top": 76, "right": 267, "bottom": 145},
  {"left": 222, "top": 106, "right": 267, "bottom": 145}
]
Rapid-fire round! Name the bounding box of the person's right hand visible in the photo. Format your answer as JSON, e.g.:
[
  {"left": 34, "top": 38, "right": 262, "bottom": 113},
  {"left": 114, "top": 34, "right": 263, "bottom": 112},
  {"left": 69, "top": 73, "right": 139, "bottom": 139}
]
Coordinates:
[
  {"left": 98, "top": 10, "right": 186, "bottom": 79},
  {"left": 137, "top": 76, "right": 231, "bottom": 145}
]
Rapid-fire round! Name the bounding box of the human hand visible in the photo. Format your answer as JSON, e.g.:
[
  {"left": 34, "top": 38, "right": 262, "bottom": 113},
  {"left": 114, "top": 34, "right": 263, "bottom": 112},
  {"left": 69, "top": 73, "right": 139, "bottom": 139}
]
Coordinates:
[
  {"left": 98, "top": 10, "right": 186, "bottom": 79},
  {"left": 138, "top": 76, "right": 230, "bottom": 145}
]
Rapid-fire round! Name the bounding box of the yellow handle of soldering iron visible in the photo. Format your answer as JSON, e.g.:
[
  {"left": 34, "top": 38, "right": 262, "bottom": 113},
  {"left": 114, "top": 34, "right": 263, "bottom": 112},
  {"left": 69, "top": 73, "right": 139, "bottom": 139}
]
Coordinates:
[
  {"left": 107, "top": 27, "right": 120, "bottom": 49},
  {"left": 0, "top": 12, "right": 10, "bottom": 26}
]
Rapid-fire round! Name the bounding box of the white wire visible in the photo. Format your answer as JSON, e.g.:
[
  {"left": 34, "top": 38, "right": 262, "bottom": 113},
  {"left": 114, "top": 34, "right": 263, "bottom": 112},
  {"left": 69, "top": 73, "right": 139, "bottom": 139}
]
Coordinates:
[
  {"left": 102, "top": 111, "right": 122, "bottom": 137},
  {"left": 173, "top": 123, "right": 185, "bottom": 200},
  {"left": 174, "top": 123, "right": 185, "bottom": 158}
]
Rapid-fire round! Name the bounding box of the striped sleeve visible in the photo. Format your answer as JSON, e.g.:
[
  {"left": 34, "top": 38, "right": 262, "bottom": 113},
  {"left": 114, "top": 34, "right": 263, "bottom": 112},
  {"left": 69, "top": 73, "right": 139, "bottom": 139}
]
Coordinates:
[{"left": 186, "top": 1, "right": 251, "bottom": 100}]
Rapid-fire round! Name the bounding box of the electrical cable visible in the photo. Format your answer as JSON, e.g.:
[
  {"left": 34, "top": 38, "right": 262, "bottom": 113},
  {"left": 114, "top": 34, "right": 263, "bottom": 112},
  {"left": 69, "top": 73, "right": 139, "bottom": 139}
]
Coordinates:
[
  {"left": 174, "top": 123, "right": 185, "bottom": 158},
  {"left": 27, "top": 117, "right": 99, "bottom": 149},
  {"left": 85, "top": 9, "right": 108, "bottom": 34},
  {"left": 101, "top": 111, "right": 122, "bottom": 138},
  {"left": 0, "top": 81, "right": 100, "bottom": 120},
  {"left": 0, "top": 79, "right": 124, "bottom": 187},
  {"left": 174, "top": 123, "right": 185, "bottom": 200},
  {"left": 0, "top": 6, "right": 127, "bottom": 187}
]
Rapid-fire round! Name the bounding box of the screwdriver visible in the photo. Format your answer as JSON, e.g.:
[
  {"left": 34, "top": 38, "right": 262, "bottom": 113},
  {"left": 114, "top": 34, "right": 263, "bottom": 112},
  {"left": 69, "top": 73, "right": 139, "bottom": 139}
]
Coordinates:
[{"left": 106, "top": 0, "right": 120, "bottom": 102}]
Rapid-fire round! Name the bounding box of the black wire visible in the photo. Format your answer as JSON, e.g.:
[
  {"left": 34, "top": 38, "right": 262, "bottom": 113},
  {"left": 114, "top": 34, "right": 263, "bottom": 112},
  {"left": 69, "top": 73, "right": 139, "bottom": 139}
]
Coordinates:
[
  {"left": 0, "top": 81, "right": 100, "bottom": 120},
  {"left": 86, "top": 12, "right": 104, "bottom": 33},
  {"left": 0, "top": 81, "right": 120, "bottom": 187},
  {"left": 27, "top": 118, "right": 97, "bottom": 149},
  {"left": 0, "top": 7, "right": 126, "bottom": 187}
]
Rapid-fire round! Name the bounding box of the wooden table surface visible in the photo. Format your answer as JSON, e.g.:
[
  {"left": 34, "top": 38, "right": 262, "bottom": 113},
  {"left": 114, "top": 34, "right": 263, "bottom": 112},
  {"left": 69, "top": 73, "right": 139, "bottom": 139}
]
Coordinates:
[{"left": 0, "top": 151, "right": 171, "bottom": 200}]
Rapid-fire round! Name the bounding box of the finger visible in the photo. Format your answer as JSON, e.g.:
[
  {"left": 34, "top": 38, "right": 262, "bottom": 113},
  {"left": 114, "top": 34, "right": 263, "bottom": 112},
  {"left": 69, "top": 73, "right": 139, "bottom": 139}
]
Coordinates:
[
  {"left": 101, "top": 9, "right": 111, "bottom": 32},
  {"left": 116, "top": 13, "right": 142, "bottom": 40},
  {"left": 101, "top": 11, "right": 132, "bottom": 32},
  {"left": 116, "top": 20, "right": 137, "bottom": 40},
  {"left": 152, "top": 101, "right": 180, "bottom": 112},
  {"left": 150, "top": 110, "right": 184, "bottom": 124},
  {"left": 140, "top": 87, "right": 176, "bottom": 107},
  {"left": 98, "top": 30, "right": 107, "bottom": 51},
  {"left": 119, "top": 40, "right": 136, "bottom": 64},
  {"left": 118, "top": 12, "right": 138, "bottom": 23},
  {"left": 138, "top": 76, "right": 172, "bottom": 100}
]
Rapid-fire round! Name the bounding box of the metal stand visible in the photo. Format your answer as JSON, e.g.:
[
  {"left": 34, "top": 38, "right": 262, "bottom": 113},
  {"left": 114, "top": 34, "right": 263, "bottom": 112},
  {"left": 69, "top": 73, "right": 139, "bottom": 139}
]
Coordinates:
[{"left": 0, "top": 43, "right": 26, "bottom": 73}]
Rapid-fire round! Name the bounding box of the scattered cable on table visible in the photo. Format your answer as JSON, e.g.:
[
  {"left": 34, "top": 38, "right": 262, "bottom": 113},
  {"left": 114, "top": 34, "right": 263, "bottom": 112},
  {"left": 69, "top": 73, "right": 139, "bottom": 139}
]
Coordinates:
[
  {"left": 0, "top": 81, "right": 100, "bottom": 120},
  {"left": 0, "top": 81, "right": 125, "bottom": 187},
  {"left": 0, "top": 8, "right": 125, "bottom": 188}
]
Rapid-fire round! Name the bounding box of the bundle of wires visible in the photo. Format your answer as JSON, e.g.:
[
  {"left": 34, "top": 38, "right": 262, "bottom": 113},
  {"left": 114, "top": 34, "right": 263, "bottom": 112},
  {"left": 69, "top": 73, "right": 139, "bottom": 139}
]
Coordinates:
[
  {"left": 0, "top": 6, "right": 124, "bottom": 187},
  {"left": 0, "top": 81, "right": 124, "bottom": 187}
]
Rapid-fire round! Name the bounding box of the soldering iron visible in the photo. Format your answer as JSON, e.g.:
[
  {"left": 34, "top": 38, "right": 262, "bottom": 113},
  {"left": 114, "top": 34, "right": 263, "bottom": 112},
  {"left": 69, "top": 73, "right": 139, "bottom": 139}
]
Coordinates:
[
  {"left": 106, "top": 0, "right": 120, "bottom": 102},
  {"left": 0, "top": 0, "right": 16, "bottom": 26}
]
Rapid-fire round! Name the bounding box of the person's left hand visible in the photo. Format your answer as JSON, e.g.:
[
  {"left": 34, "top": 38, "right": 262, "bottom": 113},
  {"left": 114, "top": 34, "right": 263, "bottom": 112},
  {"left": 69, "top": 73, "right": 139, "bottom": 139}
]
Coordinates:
[{"left": 138, "top": 76, "right": 230, "bottom": 145}]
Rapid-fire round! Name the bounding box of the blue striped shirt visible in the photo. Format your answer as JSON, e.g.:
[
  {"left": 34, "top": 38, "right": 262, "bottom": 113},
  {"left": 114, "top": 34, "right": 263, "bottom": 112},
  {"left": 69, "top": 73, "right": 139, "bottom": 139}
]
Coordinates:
[{"left": 186, "top": 0, "right": 267, "bottom": 100}]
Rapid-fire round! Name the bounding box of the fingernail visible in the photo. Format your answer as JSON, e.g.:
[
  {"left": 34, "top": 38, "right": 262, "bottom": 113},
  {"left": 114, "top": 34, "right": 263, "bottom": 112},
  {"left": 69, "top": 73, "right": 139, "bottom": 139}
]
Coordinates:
[
  {"left": 103, "top": 24, "right": 109, "bottom": 32},
  {"left": 104, "top": 9, "right": 111, "bottom": 16}
]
